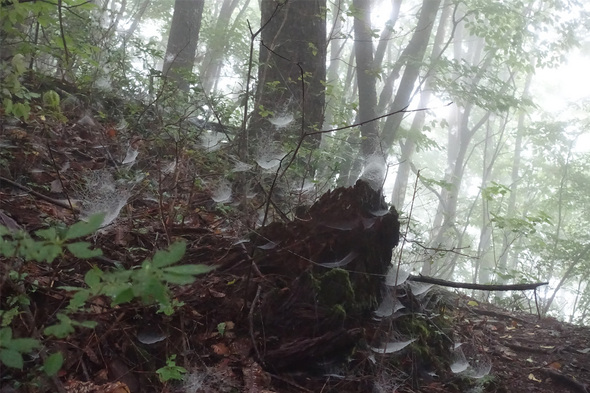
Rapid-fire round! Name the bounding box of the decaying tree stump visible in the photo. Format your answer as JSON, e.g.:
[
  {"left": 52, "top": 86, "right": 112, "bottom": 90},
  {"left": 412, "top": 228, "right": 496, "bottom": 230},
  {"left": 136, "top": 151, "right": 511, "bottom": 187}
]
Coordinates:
[{"left": 249, "top": 180, "right": 400, "bottom": 370}]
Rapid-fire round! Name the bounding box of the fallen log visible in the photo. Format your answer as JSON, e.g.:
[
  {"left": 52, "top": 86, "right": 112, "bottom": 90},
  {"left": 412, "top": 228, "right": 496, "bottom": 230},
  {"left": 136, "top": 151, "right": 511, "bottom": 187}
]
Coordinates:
[{"left": 408, "top": 274, "right": 548, "bottom": 291}]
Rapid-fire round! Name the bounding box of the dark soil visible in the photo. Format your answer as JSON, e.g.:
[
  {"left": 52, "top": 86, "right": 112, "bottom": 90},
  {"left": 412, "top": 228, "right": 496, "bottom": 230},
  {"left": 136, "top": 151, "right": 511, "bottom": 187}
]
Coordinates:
[{"left": 1, "top": 107, "right": 589, "bottom": 393}]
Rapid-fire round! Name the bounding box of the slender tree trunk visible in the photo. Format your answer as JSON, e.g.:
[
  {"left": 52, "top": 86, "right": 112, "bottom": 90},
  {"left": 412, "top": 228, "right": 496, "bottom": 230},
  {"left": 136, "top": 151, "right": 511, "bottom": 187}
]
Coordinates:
[
  {"left": 352, "top": 0, "right": 380, "bottom": 157},
  {"left": 391, "top": 0, "right": 451, "bottom": 208},
  {"left": 123, "top": 0, "right": 151, "bottom": 41},
  {"left": 374, "top": 0, "right": 403, "bottom": 68},
  {"left": 543, "top": 243, "right": 590, "bottom": 315},
  {"left": 163, "top": 0, "right": 205, "bottom": 93},
  {"left": 323, "top": 0, "right": 347, "bottom": 130},
  {"left": 476, "top": 116, "right": 509, "bottom": 286},
  {"left": 199, "top": 0, "right": 241, "bottom": 93},
  {"left": 497, "top": 70, "right": 533, "bottom": 281},
  {"left": 380, "top": 0, "right": 441, "bottom": 149}
]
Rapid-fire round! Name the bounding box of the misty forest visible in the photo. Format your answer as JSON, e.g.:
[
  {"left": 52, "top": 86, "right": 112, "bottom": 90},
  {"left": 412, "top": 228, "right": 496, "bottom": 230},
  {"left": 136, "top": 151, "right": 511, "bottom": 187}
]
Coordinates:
[{"left": 2, "top": 0, "right": 590, "bottom": 392}]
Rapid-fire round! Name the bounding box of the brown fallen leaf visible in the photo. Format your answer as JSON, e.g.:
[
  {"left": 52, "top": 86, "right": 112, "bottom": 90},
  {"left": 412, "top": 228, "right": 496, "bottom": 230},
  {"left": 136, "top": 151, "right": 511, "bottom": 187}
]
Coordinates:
[
  {"left": 212, "top": 342, "right": 230, "bottom": 356},
  {"left": 64, "top": 380, "right": 130, "bottom": 393}
]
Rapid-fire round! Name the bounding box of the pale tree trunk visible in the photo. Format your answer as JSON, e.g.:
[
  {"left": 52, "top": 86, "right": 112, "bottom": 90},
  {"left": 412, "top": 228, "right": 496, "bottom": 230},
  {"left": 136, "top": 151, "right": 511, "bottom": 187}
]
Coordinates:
[
  {"left": 475, "top": 115, "right": 509, "bottom": 286},
  {"left": 163, "top": 0, "right": 204, "bottom": 93},
  {"left": 497, "top": 70, "right": 533, "bottom": 281},
  {"left": 123, "top": 0, "right": 151, "bottom": 41},
  {"left": 352, "top": 0, "right": 380, "bottom": 157},
  {"left": 380, "top": 0, "right": 441, "bottom": 149},
  {"left": 423, "top": 45, "right": 495, "bottom": 275},
  {"left": 199, "top": 0, "right": 241, "bottom": 93},
  {"left": 336, "top": 51, "right": 362, "bottom": 188},
  {"left": 391, "top": 0, "right": 451, "bottom": 209},
  {"left": 542, "top": 140, "right": 577, "bottom": 315},
  {"left": 110, "top": 0, "right": 126, "bottom": 34},
  {"left": 323, "top": 0, "right": 347, "bottom": 130},
  {"left": 569, "top": 274, "right": 588, "bottom": 323},
  {"left": 543, "top": 243, "right": 590, "bottom": 315},
  {"left": 374, "top": 0, "right": 403, "bottom": 68}
]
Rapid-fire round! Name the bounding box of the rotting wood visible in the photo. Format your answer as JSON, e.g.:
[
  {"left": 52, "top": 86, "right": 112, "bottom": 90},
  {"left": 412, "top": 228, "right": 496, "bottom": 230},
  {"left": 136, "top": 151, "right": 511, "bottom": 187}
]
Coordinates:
[{"left": 245, "top": 179, "right": 401, "bottom": 371}]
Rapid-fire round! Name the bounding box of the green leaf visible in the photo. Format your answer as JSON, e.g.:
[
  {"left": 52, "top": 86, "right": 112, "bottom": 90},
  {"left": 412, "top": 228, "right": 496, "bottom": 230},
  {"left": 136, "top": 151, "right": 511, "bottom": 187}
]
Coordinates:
[
  {"left": 9, "top": 337, "right": 39, "bottom": 352},
  {"left": 139, "top": 277, "right": 168, "bottom": 304},
  {"left": 152, "top": 242, "right": 186, "bottom": 268},
  {"left": 0, "top": 239, "right": 17, "bottom": 258},
  {"left": 67, "top": 242, "right": 102, "bottom": 259},
  {"left": 161, "top": 272, "right": 196, "bottom": 285},
  {"left": 1, "top": 307, "right": 19, "bottom": 327},
  {"left": 37, "top": 244, "right": 62, "bottom": 263},
  {"left": 163, "top": 264, "right": 215, "bottom": 276},
  {"left": 0, "top": 327, "right": 13, "bottom": 343},
  {"left": 0, "top": 225, "right": 11, "bottom": 236},
  {"left": 0, "top": 348, "right": 23, "bottom": 369},
  {"left": 77, "top": 320, "right": 97, "bottom": 329},
  {"left": 43, "top": 352, "right": 63, "bottom": 376},
  {"left": 84, "top": 267, "right": 102, "bottom": 289},
  {"left": 42, "top": 90, "right": 60, "bottom": 109},
  {"left": 35, "top": 227, "right": 58, "bottom": 241},
  {"left": 112, "top": 287, "right": 134, "bottom": 305},
  {"left": 68, "top": 290, "right": 90, "bottom": 311},
  {"left": 44, "top": 314, "right": 75, "bottom": 338},
  {"left": 64, "top": 213, "right": 105, "bottom": 240},
  {"left": 217, "top": 322, "right": 226, "bottom": 336},
  {"left": 11, "top": 54, "right": 26, "bottom": 75}
]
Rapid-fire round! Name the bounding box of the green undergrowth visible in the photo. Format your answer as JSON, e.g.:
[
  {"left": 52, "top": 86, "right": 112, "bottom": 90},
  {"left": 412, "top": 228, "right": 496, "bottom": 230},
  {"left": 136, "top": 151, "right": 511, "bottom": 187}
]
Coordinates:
[{"left": 0, "top": 213, "right": 214, "bottom": 390}]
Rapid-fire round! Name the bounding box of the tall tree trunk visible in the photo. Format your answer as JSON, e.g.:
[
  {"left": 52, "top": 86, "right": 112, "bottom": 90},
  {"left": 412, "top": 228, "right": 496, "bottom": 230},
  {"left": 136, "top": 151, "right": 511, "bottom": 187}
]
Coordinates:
[
  {"left": 391, "top": 0, "right": 451, "bottom": 208},
  {"left": 163, "top": 0, "right": 204, "bottom": 93},
  {"left": 497, "top": 70, "right": 533, "bottom": 281},
  {"left": 323, "top": 0, "right": 347, "bottom": 130},
  {"left": 199, "top": 0, "right": 241, "bottom": 93},
  {"left": 123, "top": 0, "right": 151, "bottom": 41},
  {"left": 249, "top": 0, "right": 327, "bottom": 149},
  {"left": 374, "top": 0, "right": 403, "bottom": 68},
  {"left": 352, "top": 0, "right": 380, "bottom": 157},
  {"left": 380, "top": 0, "right": 441, "bottom": 149},
  {"left": 475, "top": 115, "right": 509, "bottom": 286}
]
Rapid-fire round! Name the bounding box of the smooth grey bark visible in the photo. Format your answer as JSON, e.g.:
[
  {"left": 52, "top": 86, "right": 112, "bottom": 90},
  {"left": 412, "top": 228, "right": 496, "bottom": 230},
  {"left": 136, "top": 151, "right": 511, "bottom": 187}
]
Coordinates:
[
  {"left": 391, "top": 0, "right": 451, "bottom": 208},
  {"left": 497, "top": 70, "right": 533, "bottom": 281},
  {"left": 542, "top": 139, "right": 577, "bottom": 315},
  {"left": 352, "top": 0, "right": 380, "bottom": 157},
  {"left": 475, "top": 115, "right": 509, "bottom": 286},
  {"left": 380, "top": 0, "right": 441, "bottom": 150},
  {"left": 422, "top": 35, "right": 492, "bottom": 276},
  {"left": 122, "top": 0, "right": 151, "bottom": 41},
  {"left": 374, "top": 0, "right": 403, "bottom": 68},
  {"left": 163, "top": 0, "right": 204, "bottom": 93},
  {"left": 323, "top": 0, "right": 347, "bottom": 130},
  {"left": 199, "top": 0, "right": 241, "bottom": 93}
]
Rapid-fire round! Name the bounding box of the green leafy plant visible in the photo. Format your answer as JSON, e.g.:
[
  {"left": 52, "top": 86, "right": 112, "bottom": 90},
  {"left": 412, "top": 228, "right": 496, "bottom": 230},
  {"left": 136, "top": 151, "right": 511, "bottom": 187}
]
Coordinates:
[
  {"left": 156, "top": 354, "right": 187, "bottom": 382},
  {"left": 0, "top": 327, "right": 39, "bottom": 369},
  {"left": 67, "top": 240, "right": 215, "bottom": 316},
  {"left": 0, "top": 211, "right": 214, "bottom": 385},
  {"left": 0, "top": 54, "right": 40, "bottom": 121},
  {"left": 0, "top": 213, "right": 104, "bottom": 263}
]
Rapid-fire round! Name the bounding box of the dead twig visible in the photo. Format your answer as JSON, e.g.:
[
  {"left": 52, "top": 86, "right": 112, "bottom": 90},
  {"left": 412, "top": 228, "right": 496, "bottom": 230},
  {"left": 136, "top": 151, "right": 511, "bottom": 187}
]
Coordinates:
[
  {"left": 0, "top": 175, "right": 80, "bottom": 212},
  {"left": 249, "top": 285, "right": 262, "bottom": 363}
]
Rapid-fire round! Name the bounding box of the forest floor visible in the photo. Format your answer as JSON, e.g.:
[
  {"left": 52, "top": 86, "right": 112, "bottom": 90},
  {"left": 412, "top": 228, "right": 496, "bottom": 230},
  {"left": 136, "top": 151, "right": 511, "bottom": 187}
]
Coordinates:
[{"left": 1, "top": 105, "right": 590, "bottom": 393}]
